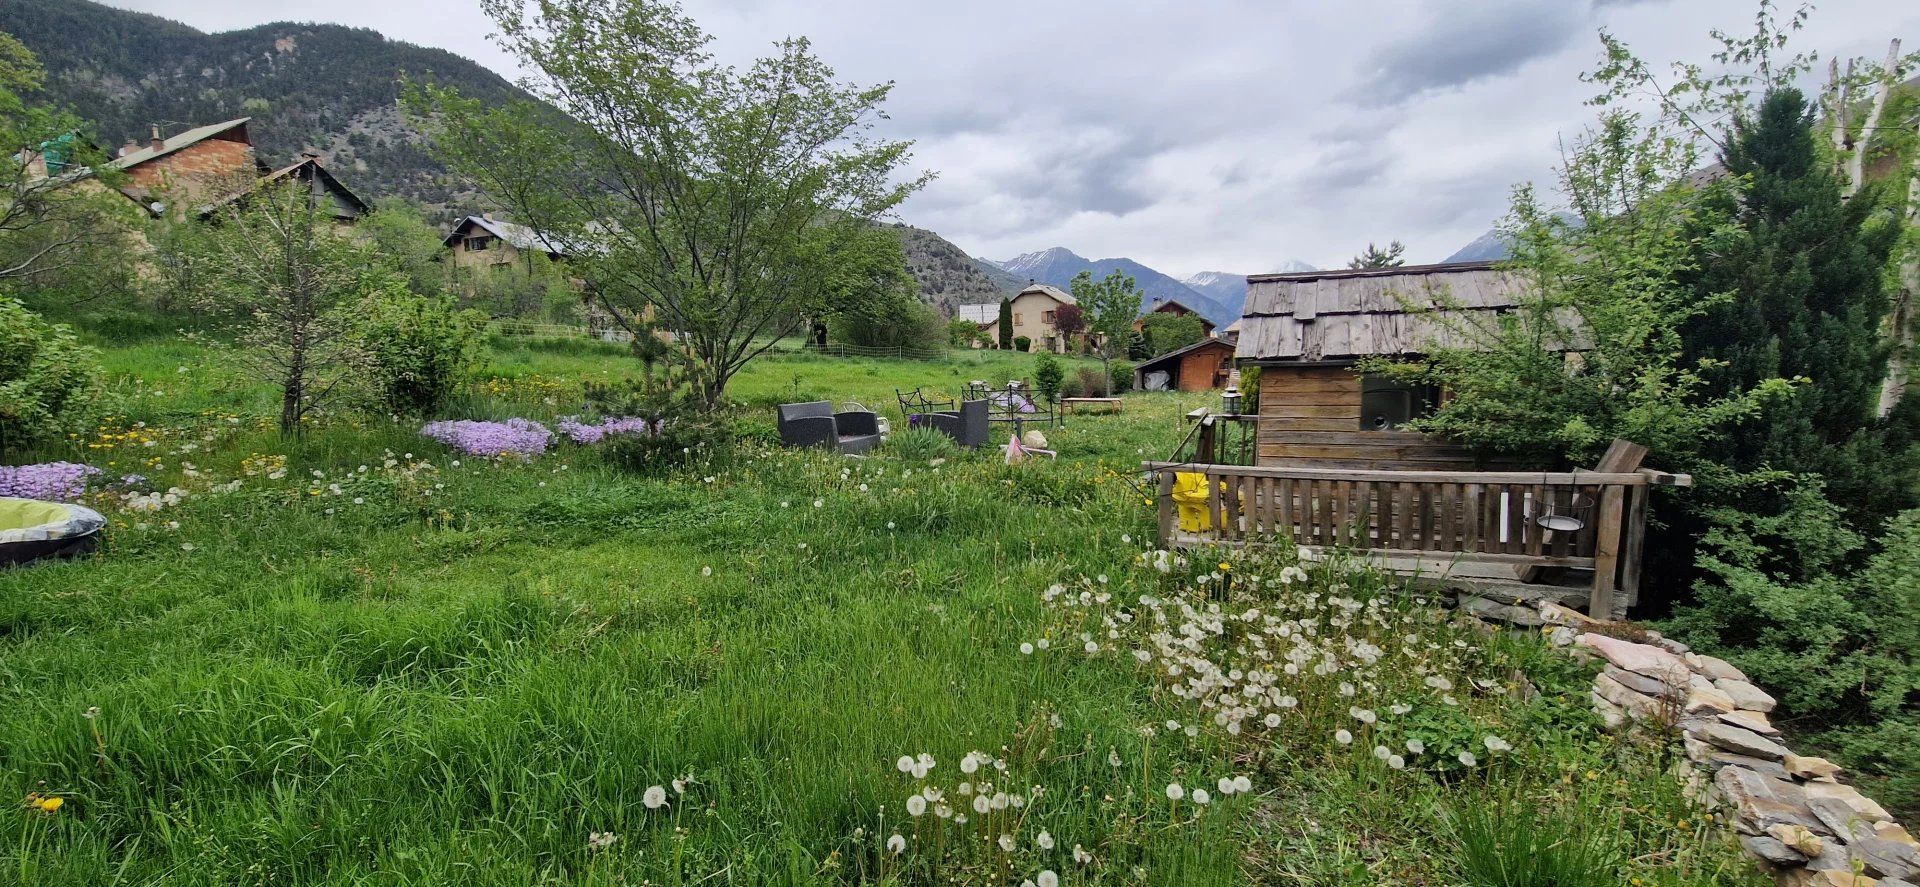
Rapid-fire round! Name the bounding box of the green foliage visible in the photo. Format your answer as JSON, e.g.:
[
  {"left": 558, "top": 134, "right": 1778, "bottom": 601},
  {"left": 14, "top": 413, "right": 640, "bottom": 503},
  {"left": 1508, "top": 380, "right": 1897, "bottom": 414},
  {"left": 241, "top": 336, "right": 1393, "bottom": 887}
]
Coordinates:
[
  {"left": 411, "top": 0, "right": 929, "bottom": 407},
  {"left": 831, "top": 295, "right": 945, "bottom": 353},
  {"left": 1108, "top": 361, "right": 1135, "bottom": 394},
  {"left": 1347, "top": 240, "right": 1407, "bottom": 270},
  {"left": 1070, "top": 269, "right": 1143, "bottom": 394},
  {"left": 599, "top": 419, "right": 733, "bottom": 476},
  {"left": 1140, "top": 312, "right": 1205, "bottom": 356},
  {"left": 1446, "top": 793, "right": 1626, "bottom": 887},
  {"left": 1033, "top": 352, "right": 1063, "bottom": 402},
  {"left": 1363, "top": 111, "right": 1777, "bottom": 468},
  {"left": 0, "top": 296, "right": 99, "bottom": 450},
  {"left": 997, "top": 297, "right": 1013, "bottom": 350},
  {"left": 357, "top": 201, "right": 454, "bottom": 298},
  {"left": 884, "top": 425, "right": 955, "bottom": 461},
  {"left": 1679, "top": 88, "right": 1915, "bottom": 525},
  {"left": 352, "top": 284, "right": 487, "bottom": 416},
  {"left": 1013, "top": 335, "right": 1031, "bottom": 353},
  {"left": 947, "top": 318, "right": 984, "bottom": 347},
  {"left": 1239, "top": 365, "right": 1262, "bottom": 413},
  {"left": 458, "top": 249, "right": 580, "bottom": 321}
]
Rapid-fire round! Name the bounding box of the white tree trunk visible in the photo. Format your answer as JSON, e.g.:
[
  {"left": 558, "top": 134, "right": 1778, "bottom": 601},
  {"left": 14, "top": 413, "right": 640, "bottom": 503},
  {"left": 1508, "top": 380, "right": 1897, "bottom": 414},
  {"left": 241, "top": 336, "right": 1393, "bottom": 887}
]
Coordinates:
[
  {"left": 1879, "top": 115, "right": 1920, "bottom": 416},
  {"left": 1845, "top": 40, "right": 1901, "bottom": 200}
]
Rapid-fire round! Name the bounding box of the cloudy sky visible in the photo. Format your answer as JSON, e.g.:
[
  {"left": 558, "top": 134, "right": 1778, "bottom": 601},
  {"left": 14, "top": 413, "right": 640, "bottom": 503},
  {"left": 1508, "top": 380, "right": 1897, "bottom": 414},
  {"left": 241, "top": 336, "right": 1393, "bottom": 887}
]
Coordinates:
[{"left": 108, "top": 0, "right": 1918, "bottom": 275}]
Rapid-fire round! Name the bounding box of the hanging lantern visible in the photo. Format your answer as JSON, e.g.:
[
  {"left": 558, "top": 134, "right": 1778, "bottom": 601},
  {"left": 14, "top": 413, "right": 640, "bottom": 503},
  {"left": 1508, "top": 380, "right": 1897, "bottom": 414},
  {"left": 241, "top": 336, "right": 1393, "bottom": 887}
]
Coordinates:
[{"left": 1221, "top": 386, "right": 1242, "bottom": 415}]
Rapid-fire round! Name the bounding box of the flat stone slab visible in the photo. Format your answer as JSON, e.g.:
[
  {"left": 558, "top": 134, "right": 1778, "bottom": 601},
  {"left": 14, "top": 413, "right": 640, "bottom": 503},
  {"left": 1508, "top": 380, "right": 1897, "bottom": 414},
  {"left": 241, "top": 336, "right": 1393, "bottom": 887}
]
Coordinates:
[
  {"left": 1786, "top": 754, "right": 1845, "bottom": 781},
  {"left": 1695, "top": 722, "right": 1790, "bottom": 760},
  {"left": 1715, "top": 677, "right": 1778, "bottom": 713},
  {"left": 1580, "top": 633, "right": 1692, "bottom": 684}
]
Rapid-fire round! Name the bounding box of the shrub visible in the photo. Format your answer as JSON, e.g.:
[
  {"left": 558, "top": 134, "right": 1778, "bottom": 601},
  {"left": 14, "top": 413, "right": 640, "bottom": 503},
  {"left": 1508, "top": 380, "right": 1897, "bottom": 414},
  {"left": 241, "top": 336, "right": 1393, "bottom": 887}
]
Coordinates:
[
  {"left": 1075, "top": 366, "right": 1107, "bottom": 397},
  {"left": 0, "top": 297, "right": 100, "bottom": 451},
  {"left": 1108, "top": 361, "right": 1134, "bottom": 394},
  {"left": 355, "top": 287, "right": 488, "bottom": 416},
  {"left": 1033, "top": 353, "right": 1063, "bottom": 402},
  {"left": 601, "top": 419, "right": 733, "bottom": 476},
  {"left": 886, "top": 425, "right": 955, "bottom": 461},
  {"left": 1059, "top": 374, "right": 1084, "bottom": 399},
  {"left": 1014, "top": 335, "right": 1032, "bottom": 353},
  {"left": 947, "top": 318, "right": 984, "bottom": 347},
  {"left": 1140, "top": 312, "right": 1205, "bottom": 355},
  {"left": 832, "top": 299, "right": 946, "bottom": 353},
  {"left": 1238, "top": 365, "right": 1261, "bottom": 413}
]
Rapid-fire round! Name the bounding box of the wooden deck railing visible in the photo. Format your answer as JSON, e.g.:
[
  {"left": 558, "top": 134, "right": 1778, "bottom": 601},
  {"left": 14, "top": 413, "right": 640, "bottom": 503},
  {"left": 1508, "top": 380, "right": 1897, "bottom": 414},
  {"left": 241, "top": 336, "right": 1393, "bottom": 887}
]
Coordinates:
[{"left": 1143, "top": 461, "right": 1688, "bottom": 618}]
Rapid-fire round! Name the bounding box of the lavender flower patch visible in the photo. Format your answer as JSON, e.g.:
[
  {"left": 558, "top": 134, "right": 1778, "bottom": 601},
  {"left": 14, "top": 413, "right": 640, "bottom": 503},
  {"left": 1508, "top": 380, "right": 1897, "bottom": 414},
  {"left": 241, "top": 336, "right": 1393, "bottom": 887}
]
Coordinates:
[
  {"left": 555, "top": 416, "right": 660, "bottom": 445},
  {"left": 0, "top": 462, "right": 102, "bottom": 501},
  {"left": 420, "top": 418, "right": 553, "bottom": 457}
]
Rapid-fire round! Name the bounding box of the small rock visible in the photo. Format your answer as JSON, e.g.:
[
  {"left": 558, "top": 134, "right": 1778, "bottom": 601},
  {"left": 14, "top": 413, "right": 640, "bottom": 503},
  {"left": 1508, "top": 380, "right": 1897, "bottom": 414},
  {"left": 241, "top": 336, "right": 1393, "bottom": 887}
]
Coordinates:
[
  {"left": 1687, "top": 685, "right": 1738, "bottom": 714},
  {"left": 1743, "top": 834, "right": 1810, "bottom": 866},
  {"left": 1590, "top": 691, "right": 1628, "bottom": 731},
  {"left": 1716, "top": 678, "right": 1779, "bottom": 713},
  {"left": 1808, "top": 797, "right": 1870, "bottom": 839},
  {"left": 1770, "top": 824, "right": 1827, "bottom": 857},
  {"left": 1696, "top": 722, "right": 1791, "bottom": 761},
  {"left": 1580, "top": 633, "right": 1693, "bottom": 684},
  {"left": 1607, "top": 665, "right": 1682, "bottom": 698},
  {"left": 1653, "top": 635, "right": 1691, "bottom": 655},
  {"left": 1779, "top": 873, "right": 1878, "bottom": 887},
  {"left": 1694, "top": 653, "right": 1749, "bottom": 682},
  {"left": 1786, "top": 755, "right": 1846, "bottom": 781},
  {"left": 1460, "top": 595, "right": 1546, "bottom": 626},
  {"left": 1021, "top": 429, "right": 1049, "bottom": 449},
  {"left": 1805, "top": 782, "right": 1894, "bottom": 824},
  {"left": 1722, "top": 708, "right": 1781, "bottom": 735}
]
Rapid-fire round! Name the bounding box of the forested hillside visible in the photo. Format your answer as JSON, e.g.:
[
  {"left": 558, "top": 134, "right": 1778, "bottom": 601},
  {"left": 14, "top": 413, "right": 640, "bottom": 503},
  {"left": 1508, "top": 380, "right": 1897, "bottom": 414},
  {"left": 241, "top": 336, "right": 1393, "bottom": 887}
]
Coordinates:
[{"left": 0, "top": 0, "right": 539, "bottom": 212}]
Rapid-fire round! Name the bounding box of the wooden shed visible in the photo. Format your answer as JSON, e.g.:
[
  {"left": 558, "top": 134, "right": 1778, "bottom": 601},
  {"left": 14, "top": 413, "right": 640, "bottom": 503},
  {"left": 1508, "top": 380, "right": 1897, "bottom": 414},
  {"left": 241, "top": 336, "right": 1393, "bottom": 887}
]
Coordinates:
[
  {"left": 1233, "top": 261, "right": 1532, "bottom": 469},
  {"left": 1136, "top": 337, "right": 1236, "bottom": 392}
]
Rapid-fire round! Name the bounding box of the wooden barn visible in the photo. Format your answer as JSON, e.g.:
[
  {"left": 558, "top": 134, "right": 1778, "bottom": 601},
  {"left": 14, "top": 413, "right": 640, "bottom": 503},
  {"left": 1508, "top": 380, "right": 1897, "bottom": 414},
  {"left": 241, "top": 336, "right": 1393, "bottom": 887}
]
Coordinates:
[
  {"left": 1233, "top": 261, "right": 1532, "bottom": 470},
  {"left": 1135, "top": 337, "right": 1236, "bottom": 392}
]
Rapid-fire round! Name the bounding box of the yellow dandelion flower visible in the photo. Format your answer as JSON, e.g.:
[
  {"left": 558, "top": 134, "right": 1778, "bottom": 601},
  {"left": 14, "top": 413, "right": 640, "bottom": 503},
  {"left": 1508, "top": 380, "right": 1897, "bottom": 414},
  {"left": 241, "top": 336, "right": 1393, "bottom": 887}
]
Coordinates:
[{"left": 38, "top": 796, "right": 63, "bottom": 813}]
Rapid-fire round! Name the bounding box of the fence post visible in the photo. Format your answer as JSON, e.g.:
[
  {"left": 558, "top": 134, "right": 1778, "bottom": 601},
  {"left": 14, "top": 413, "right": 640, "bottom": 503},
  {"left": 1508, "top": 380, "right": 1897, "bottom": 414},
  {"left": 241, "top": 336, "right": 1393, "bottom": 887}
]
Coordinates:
[
  {"left": 1156, "top": 470, "right": 1175, "bottom": 548},
  {"left": 1589, "top": 484, "right": 1625, "bottom": 620}
]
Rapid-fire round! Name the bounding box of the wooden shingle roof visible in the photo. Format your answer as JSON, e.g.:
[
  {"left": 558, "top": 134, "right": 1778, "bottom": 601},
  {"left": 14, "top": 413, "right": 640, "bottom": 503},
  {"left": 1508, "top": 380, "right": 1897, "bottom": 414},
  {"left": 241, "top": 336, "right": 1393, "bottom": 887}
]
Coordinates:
[{"left": 1234, "top": 261, "right": 1534, "bottom": 362}]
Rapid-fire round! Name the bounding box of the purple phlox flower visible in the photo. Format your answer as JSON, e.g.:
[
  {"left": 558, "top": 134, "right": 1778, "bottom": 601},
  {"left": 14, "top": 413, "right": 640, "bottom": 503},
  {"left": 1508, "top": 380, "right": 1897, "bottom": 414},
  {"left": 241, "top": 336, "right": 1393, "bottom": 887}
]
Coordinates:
[
  {"left": 420, "top": 418, "right": 553, "bottom": 457},
  {"left": 555, "top": 415, "right": 660, "bottom": 445},
  {"left": 0, "top": 462, "right": 102, "bottom": 501}
]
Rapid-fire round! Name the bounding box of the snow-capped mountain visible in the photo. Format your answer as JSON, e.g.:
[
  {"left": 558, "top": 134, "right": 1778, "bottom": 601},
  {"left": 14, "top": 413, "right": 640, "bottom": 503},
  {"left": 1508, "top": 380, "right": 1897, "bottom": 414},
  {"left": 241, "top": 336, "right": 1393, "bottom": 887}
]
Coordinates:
[
  {"left": 985, "top": 247, "right": 1238, "bottom": 324},
  {"left": 1182, "top": 261, "right": 1317, "bottom": 320}
]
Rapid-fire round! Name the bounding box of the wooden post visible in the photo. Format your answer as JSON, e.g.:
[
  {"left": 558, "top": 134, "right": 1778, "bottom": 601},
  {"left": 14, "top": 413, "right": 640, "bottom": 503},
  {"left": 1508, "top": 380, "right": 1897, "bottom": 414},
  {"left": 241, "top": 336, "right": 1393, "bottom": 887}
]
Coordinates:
[
  {"left": 1621, "top": 484, "right": 1649, "bottom": 609},
  {"left": 1589, "top": 484, "right": 1626, "bottom": 620},
  {"left": 1156, "top": 470, "right": 1175, "bottom": 548},
  {"left": 1196, "top": 417, "right": 1218, "bottom": 465}
]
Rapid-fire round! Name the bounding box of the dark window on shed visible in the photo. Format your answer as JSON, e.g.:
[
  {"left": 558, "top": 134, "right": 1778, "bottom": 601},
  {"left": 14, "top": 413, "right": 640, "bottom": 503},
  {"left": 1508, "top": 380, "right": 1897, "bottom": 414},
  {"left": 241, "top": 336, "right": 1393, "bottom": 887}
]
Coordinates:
[{"left": 1359, "top": 376, "right": 1438, "bottom": 430}]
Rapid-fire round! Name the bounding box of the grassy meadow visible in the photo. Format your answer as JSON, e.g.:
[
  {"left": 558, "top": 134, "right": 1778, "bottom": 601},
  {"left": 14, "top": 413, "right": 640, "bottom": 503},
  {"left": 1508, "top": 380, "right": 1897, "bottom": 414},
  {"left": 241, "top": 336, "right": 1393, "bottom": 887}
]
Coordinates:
[{"left": 0, "top": 334, "right": 1767, "bottom": 885}]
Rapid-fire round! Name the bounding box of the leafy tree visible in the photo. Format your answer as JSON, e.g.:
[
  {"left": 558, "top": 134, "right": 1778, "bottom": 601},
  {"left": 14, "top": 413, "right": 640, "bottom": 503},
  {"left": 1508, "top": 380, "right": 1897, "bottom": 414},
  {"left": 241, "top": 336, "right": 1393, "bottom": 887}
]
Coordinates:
[
  {"left": 1140, "top": 312, "right": 1205, "bottom": 356},
  {"left": 357, "top": 201, "right": 453, "bottom": 297},
  {"left": 946, "top": 317, "right": 984, "bottom": 347},
  {"left": 1679, "top": 87, "right": 1915, "bottom": 524},
  {"left": 1052, "top": 302, "right": 1085, "bottom": 346},
  {"left": 1071, "top": 269, "right": 1143, "bottom": 395},
  {"left": 0, "top": 32, "right": 129, "bottom": 288},
  {"left": 1347, "top": 240, "right": 1406, "bottom": 269},
  {"left": 411, "top": 0, "right": 929, "bottom": 409},
  {"left": 997, "top": 297, "right": 1013, "bottom": 350},
  {"left": 195, "top": 180, "right": 374, "bottom": 435}
]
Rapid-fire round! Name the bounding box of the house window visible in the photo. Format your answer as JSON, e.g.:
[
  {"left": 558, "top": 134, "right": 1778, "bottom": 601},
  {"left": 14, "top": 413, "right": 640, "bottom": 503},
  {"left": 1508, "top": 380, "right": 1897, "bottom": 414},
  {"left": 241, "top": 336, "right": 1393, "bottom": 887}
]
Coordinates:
[
  {"left": 1359, "top": 376, "right": 1438, "bottom": 431},
  {"left": 1042, "top": 310, "right": 1056, "bottom": 323},
  {"left": 465, "top": 235, "right": 492, "bottom": 251},
  {"left": 1014, "top": 313, "right": 1023, "bottom": 325}
]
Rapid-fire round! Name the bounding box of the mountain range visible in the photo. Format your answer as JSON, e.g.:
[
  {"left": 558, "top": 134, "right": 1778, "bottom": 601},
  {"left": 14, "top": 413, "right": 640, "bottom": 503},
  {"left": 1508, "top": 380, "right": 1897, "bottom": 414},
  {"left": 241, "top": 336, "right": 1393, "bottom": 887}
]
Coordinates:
[{"left": 979, "top": 247, "right": 1319, "bottom": 325}]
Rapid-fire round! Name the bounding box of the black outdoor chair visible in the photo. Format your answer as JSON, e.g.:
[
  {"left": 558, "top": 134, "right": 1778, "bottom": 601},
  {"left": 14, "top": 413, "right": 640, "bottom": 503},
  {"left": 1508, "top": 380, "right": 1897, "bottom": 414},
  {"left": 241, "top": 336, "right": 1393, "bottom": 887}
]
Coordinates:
[
  {"left": 777, "top": 401, "right": 883, "bottom": 454},
  {"left": 919, "top": 399, "right": 990, "bottom": 448},
  {"left": 897, "top": 387, "right": 955, "bottom": 416}
]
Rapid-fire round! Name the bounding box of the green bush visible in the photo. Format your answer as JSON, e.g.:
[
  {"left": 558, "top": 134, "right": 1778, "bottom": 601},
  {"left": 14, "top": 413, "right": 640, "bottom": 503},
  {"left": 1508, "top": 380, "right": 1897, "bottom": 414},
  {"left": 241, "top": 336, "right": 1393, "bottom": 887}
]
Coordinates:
[
  {"left": 1033, "top": 353, "right": 1063, "bottom": 402},
  {"left": 354, "top": 286, "right": 488, "bottom": 416},
  {"left": 601, "top": 419, "right": 733, "bottom": 476},
  {"left": 832, "top": 299, "right": 946, "bottom": 352},
  {"left": 1014, "top": 335, "right": 1032, "bottom": 353},
  {"left": 0, "top": 297, "right": 100, "bottom": 450},
  {"left": 886, "top": 425, "right": 955, "bottom": 461},
  {"left": 1075, "top": 366, "right": 1107, "bottom": 397},
  {"left": 1239, "top": 365, "right": 1261, "bottom": 413},
  {"left": 1059, "top": 374, "right": 1084, "bottom": 399},
  {"left": 1108, "top": 361, "right": 1134, "bottom": 394}
]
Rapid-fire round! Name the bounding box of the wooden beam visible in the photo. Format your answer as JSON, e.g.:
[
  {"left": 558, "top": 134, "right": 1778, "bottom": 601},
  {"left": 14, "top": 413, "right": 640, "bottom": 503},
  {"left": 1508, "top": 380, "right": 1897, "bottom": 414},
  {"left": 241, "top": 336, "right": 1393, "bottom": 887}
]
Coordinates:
[{"left": 1589, "top": 484, "right": 1626, "bottom": 619}]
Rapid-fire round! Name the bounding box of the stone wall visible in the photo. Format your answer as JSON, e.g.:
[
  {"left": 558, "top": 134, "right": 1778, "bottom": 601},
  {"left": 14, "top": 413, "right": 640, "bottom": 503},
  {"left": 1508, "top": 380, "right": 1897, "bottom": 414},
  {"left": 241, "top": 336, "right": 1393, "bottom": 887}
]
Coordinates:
[{"left": 1510, "top": 602, "right": 1918, "bottom": 886}]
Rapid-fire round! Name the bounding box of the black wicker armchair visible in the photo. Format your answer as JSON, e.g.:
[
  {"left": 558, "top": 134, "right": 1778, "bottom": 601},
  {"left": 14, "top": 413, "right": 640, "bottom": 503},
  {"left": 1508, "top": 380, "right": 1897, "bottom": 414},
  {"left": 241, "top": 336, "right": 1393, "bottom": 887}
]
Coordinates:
[
  {"left": 921, "top": 399, "right": 990, "bottom": 448},
  {"left": 777, "top": 401, "right": 882, "bottom": 454}
]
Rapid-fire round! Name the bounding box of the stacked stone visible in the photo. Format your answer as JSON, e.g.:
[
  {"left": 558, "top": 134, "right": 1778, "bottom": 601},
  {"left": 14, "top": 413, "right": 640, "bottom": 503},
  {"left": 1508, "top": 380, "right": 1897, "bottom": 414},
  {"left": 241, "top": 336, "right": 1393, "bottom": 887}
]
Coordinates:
[{"left": 1528, "top": 605, "right": 1918, "bottom": 886}]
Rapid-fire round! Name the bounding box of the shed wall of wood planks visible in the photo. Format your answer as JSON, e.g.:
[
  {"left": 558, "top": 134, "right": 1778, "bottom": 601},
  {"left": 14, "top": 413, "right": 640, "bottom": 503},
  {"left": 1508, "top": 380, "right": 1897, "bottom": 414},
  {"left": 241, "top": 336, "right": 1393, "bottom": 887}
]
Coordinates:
[{"left": 1253, "top": 364, "right": 1486, "bottom": 470}]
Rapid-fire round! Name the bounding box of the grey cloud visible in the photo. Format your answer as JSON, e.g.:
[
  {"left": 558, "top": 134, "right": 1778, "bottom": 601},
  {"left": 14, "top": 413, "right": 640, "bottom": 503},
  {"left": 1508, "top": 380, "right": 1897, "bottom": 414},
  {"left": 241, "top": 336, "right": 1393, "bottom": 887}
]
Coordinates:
[{"left": 1354, "top": 1, "right": 1592, "bottom": 106}]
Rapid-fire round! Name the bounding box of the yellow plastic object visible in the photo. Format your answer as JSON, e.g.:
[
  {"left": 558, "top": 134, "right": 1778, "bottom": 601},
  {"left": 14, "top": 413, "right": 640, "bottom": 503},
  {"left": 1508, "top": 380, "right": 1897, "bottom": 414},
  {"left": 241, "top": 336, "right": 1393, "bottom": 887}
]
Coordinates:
[
  {"left": 1171, "top": 472, "right": 1216, "bottom": 533},
  {"left": 0, "top": 498, "right": 71, "bottom": 532}
]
